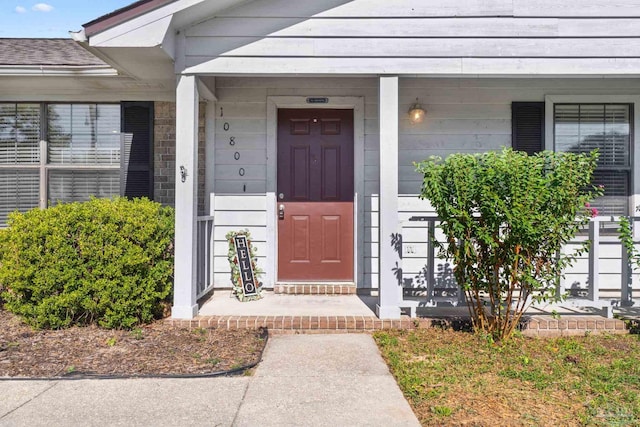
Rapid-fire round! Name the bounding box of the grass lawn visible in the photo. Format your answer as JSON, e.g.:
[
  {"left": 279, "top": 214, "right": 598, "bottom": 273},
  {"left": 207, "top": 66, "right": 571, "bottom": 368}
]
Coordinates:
[{"left": 374, "top": 328, "right": 640, "bottom": 426}]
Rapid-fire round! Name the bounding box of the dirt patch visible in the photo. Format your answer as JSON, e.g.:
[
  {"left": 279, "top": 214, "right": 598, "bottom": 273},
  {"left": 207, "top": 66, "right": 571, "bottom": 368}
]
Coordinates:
[{"left": 0, "top": 310, "right": 265, "bottom": 378}]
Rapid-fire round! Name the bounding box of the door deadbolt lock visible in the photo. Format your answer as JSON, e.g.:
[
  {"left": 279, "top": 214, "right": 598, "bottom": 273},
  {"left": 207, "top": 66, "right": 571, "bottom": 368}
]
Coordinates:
[{"left": 278, "top": 204, "right": 285, "bottom": 220}]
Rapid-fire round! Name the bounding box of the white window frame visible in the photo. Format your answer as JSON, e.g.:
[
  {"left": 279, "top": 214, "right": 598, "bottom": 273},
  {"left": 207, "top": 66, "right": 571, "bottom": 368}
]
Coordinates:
[{"left": 545, "top": 95, "right": 640, "bottom": 217}]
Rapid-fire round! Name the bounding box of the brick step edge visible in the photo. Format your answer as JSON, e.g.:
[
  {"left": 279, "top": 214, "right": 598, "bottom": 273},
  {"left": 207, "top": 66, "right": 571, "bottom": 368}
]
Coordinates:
[
  {"left": 168, "top": 315, "right": 629, "bottom": 336},
  {"left": 274, "top": 284, "right": 356, "bottom": 295}
]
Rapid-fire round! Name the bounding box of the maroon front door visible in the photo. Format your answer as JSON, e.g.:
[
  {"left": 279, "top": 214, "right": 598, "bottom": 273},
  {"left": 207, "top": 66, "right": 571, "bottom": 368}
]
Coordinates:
[{"left": 277, "top": 109, "right": 354, "bottom": 281}]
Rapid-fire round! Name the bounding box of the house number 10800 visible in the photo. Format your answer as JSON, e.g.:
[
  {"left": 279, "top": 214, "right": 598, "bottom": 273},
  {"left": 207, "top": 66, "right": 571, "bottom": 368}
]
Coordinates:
[{"left": 221, "top": 119, "right": 245, "bottom": 180}]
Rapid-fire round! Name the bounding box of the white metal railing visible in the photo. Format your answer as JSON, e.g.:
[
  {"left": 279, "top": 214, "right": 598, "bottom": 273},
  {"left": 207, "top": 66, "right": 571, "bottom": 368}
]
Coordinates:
[
  {"left": 196, "top": 215, "right": 214, "bottom": 299},
  {"left": 399, "top": 216, "right": 638, "bottom": 312}
]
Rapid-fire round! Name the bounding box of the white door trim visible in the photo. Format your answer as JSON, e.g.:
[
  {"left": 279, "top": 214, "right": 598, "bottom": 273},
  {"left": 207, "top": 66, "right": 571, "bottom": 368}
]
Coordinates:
[{"left": 266, "top": 96, "right": 365, "bottom": 286}]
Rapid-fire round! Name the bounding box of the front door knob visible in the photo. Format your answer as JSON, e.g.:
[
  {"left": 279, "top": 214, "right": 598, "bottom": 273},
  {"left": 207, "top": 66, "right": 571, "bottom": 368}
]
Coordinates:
[{"left": 279, "top": 204, "right": 285, "bottom": 220}]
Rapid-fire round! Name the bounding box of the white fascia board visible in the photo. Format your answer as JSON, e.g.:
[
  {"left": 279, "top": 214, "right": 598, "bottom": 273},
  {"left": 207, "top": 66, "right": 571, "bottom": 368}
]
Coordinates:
[
  {"left": 0, "top": 66, "right": 118, "bottom": 77},
  {"left": 88, "top": 0, "right": 207, "bottom": 47},
  {"left": 91, "top": 14, "right": 174, "bottom": 48},
  {"left": 88, "top": 0, "right": 247, "bottom": 58}
]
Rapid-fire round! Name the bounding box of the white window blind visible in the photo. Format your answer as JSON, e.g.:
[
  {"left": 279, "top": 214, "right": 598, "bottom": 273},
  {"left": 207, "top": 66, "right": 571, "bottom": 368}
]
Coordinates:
[
  {"left": 554, "top": 104, "right": 631, "bottom": 216},
  {"left": 0, "top": 104, "right": 40, "bottom": 164},
  {"left": 48, "top": 170, "right": 120, "bottom": 205},
  {"left": 0, "top": 170, "right": 39, "bottom": 226}
]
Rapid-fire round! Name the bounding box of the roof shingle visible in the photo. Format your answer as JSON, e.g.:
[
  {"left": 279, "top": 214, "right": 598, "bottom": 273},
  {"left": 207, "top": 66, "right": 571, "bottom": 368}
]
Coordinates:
[{"left": 0, "top": 39, "right": 108, "bottom": 67}]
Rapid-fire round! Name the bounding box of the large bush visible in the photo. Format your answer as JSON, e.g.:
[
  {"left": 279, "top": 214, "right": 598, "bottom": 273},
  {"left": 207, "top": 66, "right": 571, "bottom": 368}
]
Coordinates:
[
  {"left": 416, "top": 148, "right": 601, "bottom": 341},
  {"left": 0, "top": 197, "right": 174, "bottom": 329}
]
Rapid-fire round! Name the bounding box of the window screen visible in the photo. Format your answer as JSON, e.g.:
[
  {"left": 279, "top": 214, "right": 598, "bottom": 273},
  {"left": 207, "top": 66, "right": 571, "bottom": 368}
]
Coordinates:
[{"left": 554, "top": 104, "right": 631, "bottom": 216}]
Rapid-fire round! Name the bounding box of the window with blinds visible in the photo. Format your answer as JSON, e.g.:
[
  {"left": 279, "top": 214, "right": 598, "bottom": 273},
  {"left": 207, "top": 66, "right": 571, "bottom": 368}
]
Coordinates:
[
  {"left": 554, "top": 104, "right": 631, "bottom": 216},
  {"left": 47, "top": 104, "right": 121, "bottom": 165},
  {"left": 0, "top": 102, "right": 147, "bottom": 226},
  {"left": 0, "top": 170, "right": 39, "bottom": 224},
  {"left": 0, "top": 104, "right": 41, "bottom": 225},
  {"left": 0, "top": 102, "right": 153, "bottom": 226}
]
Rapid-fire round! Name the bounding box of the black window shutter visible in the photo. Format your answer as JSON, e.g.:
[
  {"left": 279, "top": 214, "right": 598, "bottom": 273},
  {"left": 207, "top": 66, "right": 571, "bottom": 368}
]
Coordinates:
[
  {"left": 121, "top": 101, "right": 154, "bottom": 199},
  {"left": 512, "top": 102, "right": 545, "bottom": 155}
]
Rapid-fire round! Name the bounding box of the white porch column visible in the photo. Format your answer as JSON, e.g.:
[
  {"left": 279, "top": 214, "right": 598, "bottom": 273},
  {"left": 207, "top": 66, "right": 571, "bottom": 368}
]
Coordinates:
[
  {"left": 377, "top": 76, "right": 402, "bottom": 319},
  {"left": 204, "top": 99, "right": 216, "bottom": 214},
  {"left": 200, "top": 78, "right": 217, "bottom": 214},
  {"left": 172, "top": 74, "right": 200, "bottom": 319}
]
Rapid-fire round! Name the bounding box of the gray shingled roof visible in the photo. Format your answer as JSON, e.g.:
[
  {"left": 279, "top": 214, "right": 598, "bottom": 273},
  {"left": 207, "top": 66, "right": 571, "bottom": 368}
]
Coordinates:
[{"left": 0, "top": 39, "right": 108, "bottom": 67}]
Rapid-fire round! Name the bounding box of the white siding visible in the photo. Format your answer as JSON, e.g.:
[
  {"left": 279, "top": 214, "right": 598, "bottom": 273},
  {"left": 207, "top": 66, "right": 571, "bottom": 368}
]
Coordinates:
[
  {"left": 211, "top": 195, "right": 268, "bottom": 288},
  {"left": 210, "top": 76, "right": 640, "bottom": 293},
  {"left": 182, "top": 0, "right": 640, "bottom": 75}
]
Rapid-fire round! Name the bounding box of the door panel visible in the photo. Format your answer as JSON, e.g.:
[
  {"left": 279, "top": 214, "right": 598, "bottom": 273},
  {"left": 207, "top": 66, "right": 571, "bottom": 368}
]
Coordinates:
[
  {"left": 321, "top": 215, "right": 340, "bottom": 261},
  {"left": 277, "top": 109, "right": 354, "bottom": 281},
  {"left": 279, "top": 202, "right": 353, "bottom": 281},
  {"left": 291, "top": 215, "right": 311, "bottom": 262},
  {"left": 291, "top": 146, "right": 310, "bottom": 200},
  {"left": 321, "top": 146, "right": 340, "bottom": 200}
]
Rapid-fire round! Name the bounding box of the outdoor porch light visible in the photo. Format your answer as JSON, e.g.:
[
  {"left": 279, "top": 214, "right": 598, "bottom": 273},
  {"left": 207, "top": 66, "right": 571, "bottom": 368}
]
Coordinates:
[{"left": 408, "top": 98, "right": 426, "bottom": 124}]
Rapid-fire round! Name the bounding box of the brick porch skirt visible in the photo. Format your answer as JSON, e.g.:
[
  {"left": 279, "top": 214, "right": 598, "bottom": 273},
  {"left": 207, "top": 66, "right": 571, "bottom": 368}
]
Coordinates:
[
  {"left": 273, "top": 284, "right": 357, "bottom": 295},
  {"left": 168, "top": 315, "right": 630, "bottom": 336}
]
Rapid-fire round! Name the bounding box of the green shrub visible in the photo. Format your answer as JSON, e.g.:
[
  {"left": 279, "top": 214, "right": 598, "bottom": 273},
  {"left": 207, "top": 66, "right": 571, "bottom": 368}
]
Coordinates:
[
  {"left": 416, "top": 148, "right": 601, "bottom": 341},
  {"left": 0, "top": 227, "right": 7, "bottom": 306},
  {"left": 0, "top": 197, "right": 174, "bottom": 329}
]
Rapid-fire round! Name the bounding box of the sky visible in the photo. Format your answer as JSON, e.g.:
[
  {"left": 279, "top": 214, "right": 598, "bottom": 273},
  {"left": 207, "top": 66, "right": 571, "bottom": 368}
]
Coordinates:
[{"left": 0, "top": 0, "right": 135, "bottom": 38}]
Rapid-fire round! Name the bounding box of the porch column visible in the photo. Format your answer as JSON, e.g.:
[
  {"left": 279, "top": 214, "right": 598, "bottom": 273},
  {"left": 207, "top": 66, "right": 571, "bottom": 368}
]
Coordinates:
[
  {"left": 377, "top": 75, "right": 402, "bottom": 319},
  {"left": 172, "top": 74, "right": 200, "bottom": 319},
  {"left": 204, "top": 102, "right": 216, "bottom": 214},
  {"left": 200, "top": 78, "right": 217, "bottom": 214}
]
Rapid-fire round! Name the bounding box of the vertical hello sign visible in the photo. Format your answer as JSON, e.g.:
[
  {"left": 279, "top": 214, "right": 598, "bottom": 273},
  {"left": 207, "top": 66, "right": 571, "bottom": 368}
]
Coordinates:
[{"left": 233, "top": 235, "right": 258, "bottom": 297}]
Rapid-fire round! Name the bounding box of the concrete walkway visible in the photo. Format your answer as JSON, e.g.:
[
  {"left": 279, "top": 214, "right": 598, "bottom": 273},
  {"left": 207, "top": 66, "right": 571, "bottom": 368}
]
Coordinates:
[{"left": 0, "top": 335, "right": 420, "bottom": 427}]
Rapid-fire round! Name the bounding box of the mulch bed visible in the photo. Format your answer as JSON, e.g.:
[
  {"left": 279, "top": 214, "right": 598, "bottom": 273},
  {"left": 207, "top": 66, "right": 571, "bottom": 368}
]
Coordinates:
[{"left": 0, "top": 310, "right": 265, "bottom": 378}]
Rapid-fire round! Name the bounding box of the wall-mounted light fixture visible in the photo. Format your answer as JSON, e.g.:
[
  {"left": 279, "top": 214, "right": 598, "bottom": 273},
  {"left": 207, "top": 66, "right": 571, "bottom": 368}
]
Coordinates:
[{"left": 408, "top": 98, "right": 426, "bottom": 125}]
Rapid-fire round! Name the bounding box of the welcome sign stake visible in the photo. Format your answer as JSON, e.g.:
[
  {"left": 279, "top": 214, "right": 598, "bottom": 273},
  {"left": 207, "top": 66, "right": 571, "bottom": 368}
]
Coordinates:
[{"left": 226, "top": 230, "right": 263, "bottom": 301}]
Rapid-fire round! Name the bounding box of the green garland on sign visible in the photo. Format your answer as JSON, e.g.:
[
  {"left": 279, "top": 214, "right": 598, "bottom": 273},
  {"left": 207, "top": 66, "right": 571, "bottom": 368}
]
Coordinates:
[{"left": 226, "top": 229, "right": 263, "bottom": 302}]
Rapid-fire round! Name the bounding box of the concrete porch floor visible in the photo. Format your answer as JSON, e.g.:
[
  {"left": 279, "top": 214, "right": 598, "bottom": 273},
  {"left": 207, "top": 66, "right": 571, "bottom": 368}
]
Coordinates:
[{"left": 198, "top": 290, "right": 378, "bottom": 317}]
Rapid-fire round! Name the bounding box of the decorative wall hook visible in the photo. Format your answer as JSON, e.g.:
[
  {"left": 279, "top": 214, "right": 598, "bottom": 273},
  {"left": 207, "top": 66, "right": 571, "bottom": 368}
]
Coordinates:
[{"left": 180, "top": 166, "right": 188, "bottom": 183}]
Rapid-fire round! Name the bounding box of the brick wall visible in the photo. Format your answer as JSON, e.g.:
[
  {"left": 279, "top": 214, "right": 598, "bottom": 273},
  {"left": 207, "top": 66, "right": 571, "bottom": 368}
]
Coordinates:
[{"left": 153, "top": 101, "right": 206, "bottom": 214}]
